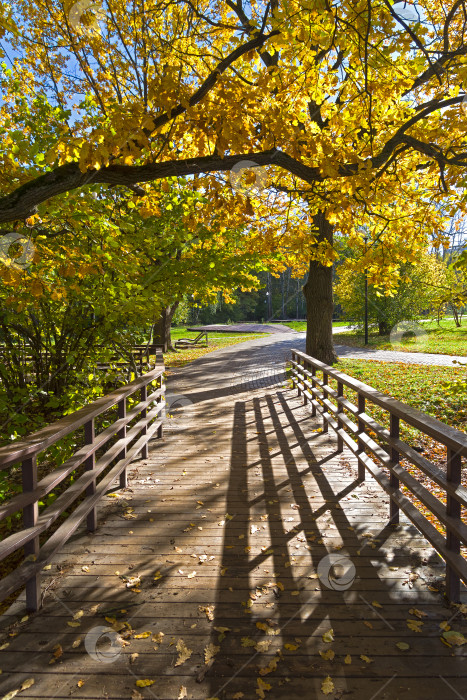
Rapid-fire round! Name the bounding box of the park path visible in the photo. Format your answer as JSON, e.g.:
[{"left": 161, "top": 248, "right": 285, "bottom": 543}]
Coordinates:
[{"left": 0, "top": 336, "right": 465, "bottom": 700}]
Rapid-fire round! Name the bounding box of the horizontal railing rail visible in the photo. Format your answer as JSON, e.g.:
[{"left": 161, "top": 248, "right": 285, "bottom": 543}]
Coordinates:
[
  {"left": 290, "top": 349, "right": 467, "bottom": 602},
  {"left": 0, "top": 366, "right": 166, "bottom": 611}
]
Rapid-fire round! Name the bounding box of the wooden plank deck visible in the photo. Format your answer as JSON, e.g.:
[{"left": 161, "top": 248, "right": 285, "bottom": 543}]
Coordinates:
[{"left": 0, "top": 337, "right": 466, "bottom": 700}]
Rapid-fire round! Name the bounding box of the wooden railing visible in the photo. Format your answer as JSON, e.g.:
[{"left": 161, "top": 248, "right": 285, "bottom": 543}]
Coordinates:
[
  {"left": 290, "top": 349, "right": 467, "bottom": 602},
  {"left": 0, "top": 367, "right": 165, "bottom": 612}
]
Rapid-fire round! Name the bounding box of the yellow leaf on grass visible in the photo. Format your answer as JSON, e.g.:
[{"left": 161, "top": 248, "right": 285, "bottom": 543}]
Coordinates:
[
  {"left": 135, "top": 680, "right": 155, "bottom": 687},
  {"left": 175, "top": 639, "right": 193, "bottom": 666},
  {"left": 321, "top": 676, "right": 334, "bottom": 695}
]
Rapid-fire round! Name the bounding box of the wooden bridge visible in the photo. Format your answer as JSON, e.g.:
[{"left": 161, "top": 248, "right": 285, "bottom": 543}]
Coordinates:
[{"left": 0, "top": 337, "right": 466, "bottom": 699}]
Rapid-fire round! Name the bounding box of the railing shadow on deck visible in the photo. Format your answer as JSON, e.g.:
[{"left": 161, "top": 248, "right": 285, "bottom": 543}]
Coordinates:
[{"left": 204, "top": 392, "right": 462, "bottom": 700}]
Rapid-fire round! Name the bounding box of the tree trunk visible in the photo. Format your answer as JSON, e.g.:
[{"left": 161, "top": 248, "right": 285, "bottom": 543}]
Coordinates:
[
  {"left": 378, "top": 320, "right": 391, "bottom": 335},
  {"left": 152, "top": 303, "right": 179, "bottom": 351},
  {"left": 303, "top": 211, "right": 337, "bottom": 365}
]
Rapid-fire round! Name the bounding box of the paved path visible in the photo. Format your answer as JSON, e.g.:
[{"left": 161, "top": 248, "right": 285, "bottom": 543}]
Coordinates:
[
  {"left": 1, "top": 337, "right": 465, "bottom": 700},
  {"left": 188, "top": 323, "right": 297, "bottom": 334}
]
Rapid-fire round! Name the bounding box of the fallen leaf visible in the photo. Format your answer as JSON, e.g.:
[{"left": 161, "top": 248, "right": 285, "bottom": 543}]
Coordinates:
[
  {"left": 322, "top": 629, "right": 334, "bottom": 643},
  {"left": 130, "top": 653, "right": 139, "bottom": 664},
  {"left": 372, "top": 601, "right": 383, "bottom": 609},
  {"left": 344, "top": 654, "right": 352, "bottom": 664},
  {"left": 187, "top": 571, "right": 196, "bottom": 579},
  {"left": 255, "top": 640, "right": 272, "bottom": 652},
  {"left": 20, "top": 679, "right": 34, "bottom": 691},
  {"left": 443, "top": 630, "right": 466, "bottom": 646},
  {"left": 396, "top": 642, "right": 410, "bottom": 651},
  {"left": 135, "top": 680, "right": 155, "bottom": 687},
  {"left": 407, "top": 619, "right": 423, "bottom": 632},
  {"left": 134, "top": 631, "right": 151, "bottom": 639},
  {"left": 77, "top": 680, "right": 85, "bottom": 688},
  {"left": 178, "top": 687, "right": 187, "bottom": 699},
  {"left": 258, "top": 658, "right": 277, "bottom": 676},
  {"left": 256, "top": 677, "right": 272, "bottom": 698},
  {"left": 284, "top": 643, "right": 299, "bottom": 651},
  {"left": 152, "top": 632, "right": 164, "bottom": 645},
  {"left": 72, "top": 638, "right": 82, "bottom": 648},
  {"left": 360, "top": 655, "right": 373, "bottom": 663},
  {"left": 320, "top": 649, "right": 335, "bottom": 660},
  {"left": 175, "top": 639, "right": 193, "bottom": 666},
  {"left": 199, "top": 605, "right": 215, "bottom": 621},
  {"left": 321, "top": 676, "right": 334, "bottom": 695},
  {"left": 204, "top": 642, "right": 220, "bottom": 664}
]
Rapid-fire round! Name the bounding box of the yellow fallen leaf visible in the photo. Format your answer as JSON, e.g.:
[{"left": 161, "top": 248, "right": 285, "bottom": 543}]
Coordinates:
[
  {"left": 439, "top": 621, "right": 450, "bottom": 631},
  {"left": 135, "top": 680, "right": 155, "bottom": 687},
  {"left": 20, "top": 679, "right": 34, "bottom": 691},
  {"left": 258, "top": 658, "right": 277, "bottom": 676},
  {"left": 256, "top": 677, "right": 272, "bottom": 698},
  {"left": 344, "top": 654, "right": 352, "bottom": 664},
  {"left": 72, "top": 638, "right": 82, "bottom": 648},
  {"left": 363, "top": 621, "right": 373, "bottom": 629},
  {"left": 372, "top": 601, "right": 383, "bottom": 609},
  {"left": 199, "top": 605, "right": 215, "bottom": 621},
  {"left": 284, "top": 643, "right": 299, "bottom": 651},
  {"left": 320, "top": 649, "right": 335, "bottom": 660},
  {"left": 134, "top": 631, "right": 151, "bottom": 639},
  {"left": 321, "top": 676, "right": 334, "bottom": 695},
  {"left": 77, "top": 680, "right": 85, "bottom": 688},
  {"left": 241, "top": 637, "right": 256, "bottom": 647},
  {"left": 409, "top": 608, "right": 427, "bottom": 618},
  {"left": 152, "top": 632, "right": 164, "bottom": 645},
  {"left": 67, "top": 621, "right": 80, "bottom": 627},
  {"left": 407, "top": 619, "right": 423, "bottom": 632},
  {"left": 396, "top": 642, "right": 410, "bottom": 651},
  {"left": 187, "top": 571, "right": 196, "bottom": 578},
  {"left": 178, "top": 687, "right": 187, "bottom": 699},
  {"left": 175, "top": 639, "right": 192, "bottom": 666},
  {"left": 443, "top": 630, "right": 466, "bottom": 646},
  {"left": 322, "top": 629, "right": 334, "bottom": 643},
  {"left": 204, "top": 642, "right": 220, "bottom": 664},
  {"left": 360, "top": 655, "right": 373, "bottom": 663}
]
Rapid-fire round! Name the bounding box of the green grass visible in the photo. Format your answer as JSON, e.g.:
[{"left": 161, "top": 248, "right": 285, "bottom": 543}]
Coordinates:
[
  {"left": 337, "top": 358, "right": 467, "bottom": 431},
  {"left": 165, "top": 331, "right": 268, "bottom": 368},
  {"left": 334, "top": 319, "right": 467, "bottom": 356}
]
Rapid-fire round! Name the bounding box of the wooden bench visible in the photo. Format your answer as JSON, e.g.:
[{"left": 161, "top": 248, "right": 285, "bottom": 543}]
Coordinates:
[{"left": 174, "top": 330, "right": 208, "bottom": 349}]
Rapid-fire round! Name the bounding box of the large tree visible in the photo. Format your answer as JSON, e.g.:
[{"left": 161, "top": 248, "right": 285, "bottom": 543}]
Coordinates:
[{"left": 1, "top": 1, "right": 466, "bottom": 360}]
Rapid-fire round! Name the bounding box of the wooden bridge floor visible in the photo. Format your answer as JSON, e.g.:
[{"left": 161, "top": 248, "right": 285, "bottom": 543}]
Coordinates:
[{"left": 0, "top": 337, "right": 466, "bottom": 700}]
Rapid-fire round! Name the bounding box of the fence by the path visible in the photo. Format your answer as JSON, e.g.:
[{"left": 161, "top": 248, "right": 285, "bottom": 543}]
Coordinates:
[
  {"left": 0, "top": 367, "right": 166, "bottom": 611},
  {"left": 290, "top": 349, "right": 467, "bottom": 602}
]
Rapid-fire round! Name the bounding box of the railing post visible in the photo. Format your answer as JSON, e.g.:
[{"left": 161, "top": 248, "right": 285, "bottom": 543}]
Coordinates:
[
  {"left": 290, "top": 352, "right": 296, "bottom": 391},
  {"left": 310, "top": 364, "right": 316, "bottom": 417},
  {"left": 141, "top": 384, "right": 148, "bottom": 459},
  {"left": 118, "top": 398, "right": 127, "bottom": 488},
  {"left": 85, "top": 419, "right": 97, "bottom": 532},
  {"left": 322, "top": 370, "right": 328, "bottom": 433},
  {"left": 22, "top": 456, "right": 40, "bottom": 612},
  {"left": 303, "top": 359, "right": 308, "bottom": 405},
  {"left": 296, "top": 355, "right": 302, "bottom": 398},
  {"left": 337, "top": 381, "right": 344, "bottom": 453},
  {"left": 357, "top": 393, "right": 366, "bottom": 481},
  {"left": 446, "top": 447, "right": 462, "bottom": 602},
  {"left": 157, "top": 376, "right": 164, "bottom": 439},
  {"left": 389, "top": 413, "right": 400, "bottom": 525}
]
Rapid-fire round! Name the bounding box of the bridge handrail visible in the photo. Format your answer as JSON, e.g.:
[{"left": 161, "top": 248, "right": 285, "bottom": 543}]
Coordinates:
[
  {"left": 291, "top": 349, "right": 467, "bottom": 602},
  {"left": 0, "top": 366, "right": 166, "bottom": 611}
]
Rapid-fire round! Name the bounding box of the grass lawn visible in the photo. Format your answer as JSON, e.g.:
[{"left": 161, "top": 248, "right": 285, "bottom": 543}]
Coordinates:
[
  {"left": 165, "top": 330, "right": 269, "bottom": 368},
  {"left": 337, "top": 358, "right": 467, "bottom": 432},
  {"left": 334, "top": 318, "right": 467, "bottom": 356}
]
